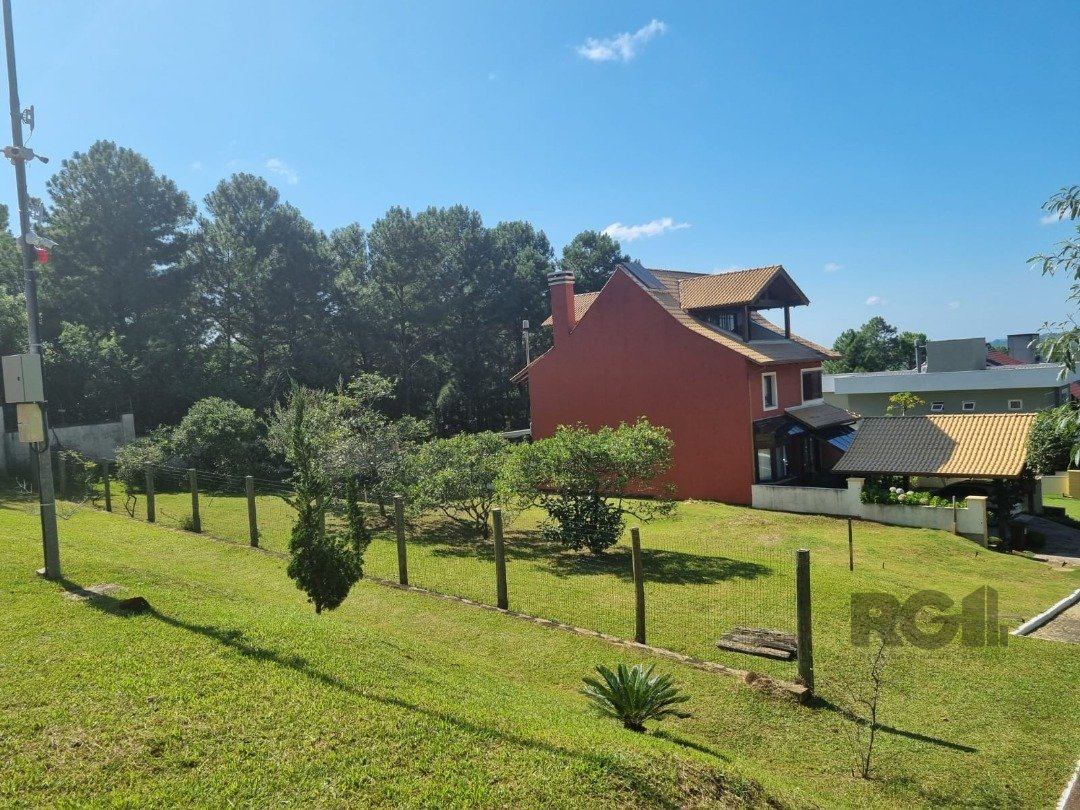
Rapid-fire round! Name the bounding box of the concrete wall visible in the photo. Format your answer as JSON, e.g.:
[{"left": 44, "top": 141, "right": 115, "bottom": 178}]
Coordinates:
[
  {"left": 1040, "top": 472, "right": 1069, "bottom": 498},
  {"left": 751, "top": 477, "right": 989, "bottom": 543},
  {"left": 925, "top": 338, "right": 986, "bottom": 372},
  {"left": 826, "top": 387, "right": 1058, "bottom": 417},
  {"left": 1, "top": 413, "right": 135, "bottom": 472}
]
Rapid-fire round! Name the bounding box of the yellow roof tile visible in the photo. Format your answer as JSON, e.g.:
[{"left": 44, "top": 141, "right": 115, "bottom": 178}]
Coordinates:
[
  {"left": 539, "top": 291, "right": 600, "bottom": 327},
  {"left": 831, "top": 413, "right": 1037, "bottom": 478},
  {"left": 678, "top": 266, "right": 784, "bottom": 309}
]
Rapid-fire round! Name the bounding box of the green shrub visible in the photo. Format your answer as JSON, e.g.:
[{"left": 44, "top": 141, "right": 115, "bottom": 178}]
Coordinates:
[
  {"left": 114, "top": 431, "right": 170, "bottom": 495},
  {"left": 56, "top": 449, "right": 98, "bottom": 500},
  {"left": 171, "top": 397, "right": 263, "bottom": 476},
  {"left": 1027, "top": 404, "right": 1080, "bottom": 475},
  {"left": 504, "top": 419, "right": 675, "bottom": 554},
  {"left": 582, "top": 663, "right": 690, "bottom": 732}
]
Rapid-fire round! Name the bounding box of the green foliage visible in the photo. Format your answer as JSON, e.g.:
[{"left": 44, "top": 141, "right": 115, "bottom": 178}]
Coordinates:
[
  {"left": 860, "top": 479, "right": 964, "bottom": 508},
  {"left": 1031, "top": 186, "right": 1080, "bottom": 370},
  {"left": 277, "top": 384, "right": 366, "bottom": 614},
  {"left": 56, "top": 449, "right": 98, "bottom": 500},
  {"left": 408, "top": 431, "right": 511, "bottom": 538},
  {"left": 582, "top": 663, "right": 690, "bottom": 732},
  {"left": 44, "top": 323, "right": 134, "bottom": 424},
  {"left": 1027, "top": 404, "right": 1080, "bottom": 475},
  {"left": 559, "top": 230, "right": 630, "bottom": 293},
  {"left": 171, "top": 397, "right": 262, "bottom": 475},
  {"left": 824, "top": 317, "right": 926, "bottom": 374},
  {"left": 505, "top": 419, "right": 675, "bottom": 553},
  {"left": 114, "top": 431, "right": 170, "bottom": 495},
  {"left": 885, "top": 391, "right": 925, "bottom": 416}
]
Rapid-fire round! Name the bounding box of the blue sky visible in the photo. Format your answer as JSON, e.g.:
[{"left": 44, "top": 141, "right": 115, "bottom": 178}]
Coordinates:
[{"left": 8, "top": 1, "right": 1080, "bottom": 346}]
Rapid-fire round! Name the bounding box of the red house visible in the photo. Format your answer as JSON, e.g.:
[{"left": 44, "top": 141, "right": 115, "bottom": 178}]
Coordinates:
[{"left": 513, "top": 262, "right": 853, "bottom": 504}]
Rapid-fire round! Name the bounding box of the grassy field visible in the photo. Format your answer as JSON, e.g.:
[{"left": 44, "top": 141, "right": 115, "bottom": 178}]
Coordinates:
[
  {"left": 3, "top": 494, "right": 1078, "bottom": 807},
  {"left": 1045, "top": 494, "right": 1080, "bottom": 522}
]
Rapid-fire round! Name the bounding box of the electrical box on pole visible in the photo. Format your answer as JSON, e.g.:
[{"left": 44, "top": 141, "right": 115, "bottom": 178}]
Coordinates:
[
  {"left": 15, "top": 401, "right": 43, "bottom": 442},
  {"left": 2, "top": 352, "right": 43, "bottom": 402}
]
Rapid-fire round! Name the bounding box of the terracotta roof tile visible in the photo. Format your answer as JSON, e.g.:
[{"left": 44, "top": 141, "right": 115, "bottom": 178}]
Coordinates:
[
  {"left": 539, "top": 291, "right": 600, "bottom": 327},
  {"left": 986, "top": 348, "right": 1022, "bottom": 366},
  {"left": 831, "top": 413, "right": 1037, "bottom": 478},
  {"left": 536, "top": 267, "right": 837, "bottom": 366},
  {"left": 678, "top": 266, "right": 784, "bottom": 309}
]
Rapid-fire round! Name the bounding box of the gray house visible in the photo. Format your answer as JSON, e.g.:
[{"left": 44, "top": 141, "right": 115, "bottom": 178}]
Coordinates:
[{"left": 823, "top": 334, "right": 1077, "bottom": 416}]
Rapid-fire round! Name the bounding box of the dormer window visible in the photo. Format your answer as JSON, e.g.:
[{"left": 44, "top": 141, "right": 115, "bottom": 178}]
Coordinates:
[{"left": 700, "top": 309, "right": 740, "bottom": 333}]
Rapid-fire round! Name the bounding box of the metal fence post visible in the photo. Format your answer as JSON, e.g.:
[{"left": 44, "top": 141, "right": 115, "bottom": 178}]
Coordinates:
[
  {"left": 848, "top": 518, "right": 854, "bottom": 572},
  {"left": 796, "top": 548, "right": 814, "bottom": 692},
  {"left": 144, "top": 463, "right": 156, "bottom": 523},
  {"left": 631, "top": 527, "right": 646, "bottom": 644},
  {"left": 101, "top": 461, "right": 111, "bottom": 513},
  {"left": 493, "top": 508, "right": 508, "bottom": 609},
  {"left": 394, "top": 495, "right": 408, "bottom": 586},
  {"left": 245, "top": 475, "right": 258, "bottom": 547},
  {"left": 188, "top": 468, "right": 201, "bottom": 533}
]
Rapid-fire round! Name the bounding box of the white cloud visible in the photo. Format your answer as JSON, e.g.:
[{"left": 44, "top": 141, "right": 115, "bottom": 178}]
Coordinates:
[
  {"left": 265, "top": 157, "right": 298, "bottom": 185},
  {"left": 865, "top": 295, "right": 885, "bottom": 306},
  {"left": 824, "top": 262, "right": 842, "bottom": 273},
  {"left": 947, "top": 301, "right": 960, "bottom": 310},
  {"left": 1041, "top": 211, "right": 1065, "bottom": 224},
  {"left": 577, "top": 20, "right": 666, "bottom": 63},
  {"left": 602, "top": 217, "right": 689, "bottom": 242}
]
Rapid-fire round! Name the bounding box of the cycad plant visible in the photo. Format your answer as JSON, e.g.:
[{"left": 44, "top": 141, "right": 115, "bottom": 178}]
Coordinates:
[{"left": 582, "top": 663, "right": 690, "bottom": 732}]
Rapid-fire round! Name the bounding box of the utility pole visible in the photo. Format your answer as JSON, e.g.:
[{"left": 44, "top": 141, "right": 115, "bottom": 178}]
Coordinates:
[{"left": 3, "top": 0, "right": 60, "bottom": 579}]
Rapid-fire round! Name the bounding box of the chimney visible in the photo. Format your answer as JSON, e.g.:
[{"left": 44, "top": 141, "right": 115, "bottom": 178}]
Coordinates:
[
  {"left": 547, "top": 271, "right": 577, "bottom": 343},
  {"left": 1007, "top": 333, "right": 1039, "bottom": 364}
]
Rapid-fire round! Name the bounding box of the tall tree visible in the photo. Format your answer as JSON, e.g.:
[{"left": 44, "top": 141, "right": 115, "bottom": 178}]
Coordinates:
[
  {"left": 1032, "top": 185, "right": 1080, "bottom": 369},
  {"left": 193, "top": 174, "right": 334, "bottom": 407},
  {"left": 40, "top": 141, "right": 198, "bottom": 426},
  {"left": 366, "top": 206, "right": 443, "bottom": 418},
  {"left": 824, "top": 317, "right": 927, "bottom": 373},
  {"left": 41, "top": 141, "right": 195, "bottom": 340},
  {"left": 560, "top": 230, "right": 630, "bottom": 293}
]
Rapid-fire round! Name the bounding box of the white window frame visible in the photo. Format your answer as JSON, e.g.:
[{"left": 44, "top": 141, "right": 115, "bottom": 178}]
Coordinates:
[
  {"left": 961, "top": 401, "right": 976, "bottom": 412},
  {"left": 1007, "top": 399, "right": 1023, "bottom": 411},
  {"left": 800, "top": 367, "right": 823, "bottom": 404},
  {"left": 762, "top": 372, "right": 778, "bottom": 411},
  {"left": 929, "top": 401, "right": 944, "bottom": 412}
]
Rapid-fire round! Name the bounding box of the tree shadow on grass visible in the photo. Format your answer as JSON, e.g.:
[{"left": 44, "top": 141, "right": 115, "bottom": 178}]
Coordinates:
[
  {"left": 806, "top": 695, "right": 977, "bottom": 754},
  {"left": 60, "top": 579, "right": 695, "bottom": 805},
  {"left": 403, "top": 519, "right": 772, "bottom": 586}
]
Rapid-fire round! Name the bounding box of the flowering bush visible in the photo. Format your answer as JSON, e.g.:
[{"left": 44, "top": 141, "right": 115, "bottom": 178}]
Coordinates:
[{"left": 861, "top": 479, "right": 965, "bottom": 508}]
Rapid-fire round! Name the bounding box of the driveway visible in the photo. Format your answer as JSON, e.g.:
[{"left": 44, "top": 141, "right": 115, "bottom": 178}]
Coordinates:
[{"left": 1014, "top": 514, "right": 1080, "bottom": 567}]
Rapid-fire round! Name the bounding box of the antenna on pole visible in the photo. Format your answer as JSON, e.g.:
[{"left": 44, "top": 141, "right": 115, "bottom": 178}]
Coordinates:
[{"left": 3, "top": 0, "right": 61, "bottom": 579}]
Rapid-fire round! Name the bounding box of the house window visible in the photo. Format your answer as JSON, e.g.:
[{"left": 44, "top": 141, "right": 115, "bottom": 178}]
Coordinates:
[
  {"left": 930, "top": 401, "right": 944, "bottom": 412},
  {"left": 762, "top": 372, "right": 778, "bottom": 410},
  {"left": 756, "top": 448, "right": 773, "bottom": 482},
  {"left": 801, "top": 368, "right": 822, "bottom": 403},
  {"left": 962, "top": 401, "right": 976, "bottom": 412},
  {"left": 1007, "top": 399, "right": 1023, "bottom": 411},
  {"left": 701, "top": 309, "right": 739, "bottom": 333}
]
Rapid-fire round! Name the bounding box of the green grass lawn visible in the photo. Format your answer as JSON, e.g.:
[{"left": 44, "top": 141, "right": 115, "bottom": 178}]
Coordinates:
[
  {"left": 1044, "top": 494, "right": 1080, "bottom": 522},
  {"left": 7, "top": 495, "right": 1077, "bottom": 807}
]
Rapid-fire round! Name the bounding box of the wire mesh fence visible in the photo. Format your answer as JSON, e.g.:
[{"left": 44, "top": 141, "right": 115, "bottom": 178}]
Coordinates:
[{"left": 56, "top": 457, "right": 805, "bottom": 673}]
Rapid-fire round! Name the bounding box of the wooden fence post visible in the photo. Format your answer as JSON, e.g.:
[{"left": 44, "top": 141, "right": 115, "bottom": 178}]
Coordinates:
[
  {"left": 188, "top": 468, "right": 201, "bottom": 533},
  {"left": 56, "top": 452, "right": 67, "bottom": 500},
  {"left": 631, "top": 527, "right": 646, "bottom": 644},
  {"left": 492, "top": 508, "right": 508, "bottom": 609},
  {"left": 952, "top": 496, "right": 958, "bottom": 535},
  {"left": 848, "top": 518, "right": 854, "bottom": 572},
  {"left": 144, "top": 463, "right": 156, "bottom": 523},
  {"left": 245, "top": 475, "right": 258, "bottom": 547},
  {"left": 394, "top": 495, "right": 408, "bottom": 586},
  {"left": 101, "top": 461, "right": 112, "bottom": 513},
  {"left": 796, "top": 548, "right": 814, "bottom": 692}
]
